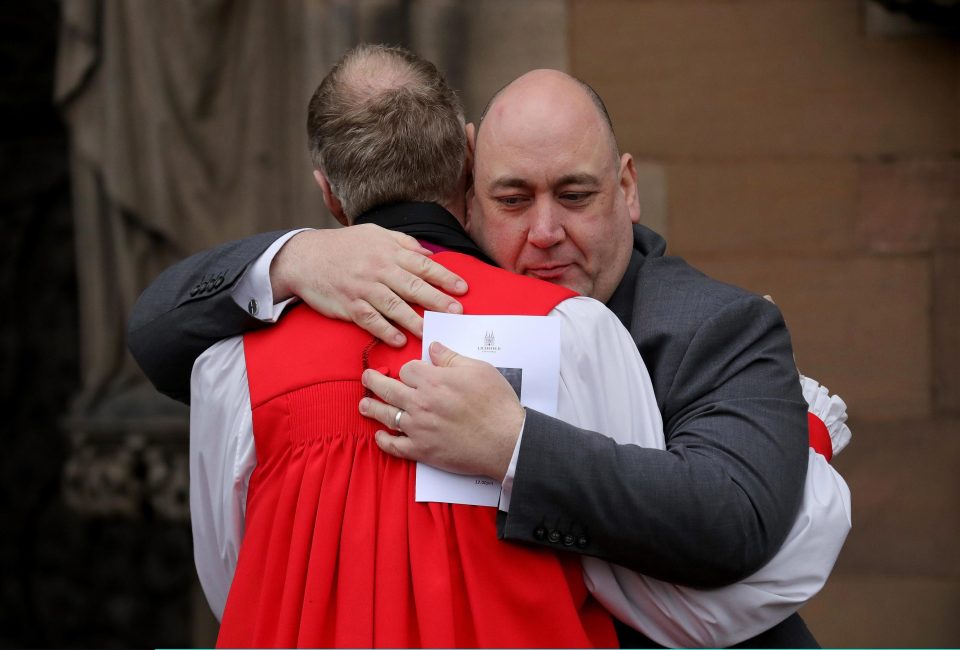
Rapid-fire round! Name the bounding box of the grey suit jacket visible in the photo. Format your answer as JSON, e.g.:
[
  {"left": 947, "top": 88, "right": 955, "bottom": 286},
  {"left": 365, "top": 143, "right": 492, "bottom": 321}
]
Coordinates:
[
  {"left": 502, "top": 226, "right": 809, "bottom": 590},
  {"left": 127, "top": 223, "right": 811, "bottom": 645}
]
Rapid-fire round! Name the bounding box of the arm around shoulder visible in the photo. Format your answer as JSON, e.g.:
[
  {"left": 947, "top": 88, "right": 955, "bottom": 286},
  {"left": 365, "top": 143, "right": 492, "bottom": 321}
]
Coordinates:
[{"left": 128, "top": 230, "right": 291, "bottom": 403}]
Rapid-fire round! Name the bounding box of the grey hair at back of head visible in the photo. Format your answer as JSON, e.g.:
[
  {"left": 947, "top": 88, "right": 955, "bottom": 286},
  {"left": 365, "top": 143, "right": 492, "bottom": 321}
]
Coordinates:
[{"left": 307, "top": 44, "right": 466, "bottom": 220}]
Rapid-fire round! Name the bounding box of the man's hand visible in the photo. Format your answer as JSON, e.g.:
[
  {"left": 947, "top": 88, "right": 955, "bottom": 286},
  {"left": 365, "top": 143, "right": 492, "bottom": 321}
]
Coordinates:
[
  {"left": 359, "top": 342, "right": 524, "bottom": 481},
  {"left": 270, "top": 225, "right": 468, "bottom": 346}
]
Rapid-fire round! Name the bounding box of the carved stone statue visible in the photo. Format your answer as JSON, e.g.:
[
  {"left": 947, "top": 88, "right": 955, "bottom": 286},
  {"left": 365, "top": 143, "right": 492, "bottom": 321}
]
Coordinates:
[{"left": 55, "top": 0, "right": 565, "bottom": 518}]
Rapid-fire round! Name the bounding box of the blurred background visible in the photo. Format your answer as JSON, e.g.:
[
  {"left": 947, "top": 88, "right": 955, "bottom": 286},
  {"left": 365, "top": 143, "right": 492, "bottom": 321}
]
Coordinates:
[{"left": 2, "top": 0, "right": 957, "bottom": 646}]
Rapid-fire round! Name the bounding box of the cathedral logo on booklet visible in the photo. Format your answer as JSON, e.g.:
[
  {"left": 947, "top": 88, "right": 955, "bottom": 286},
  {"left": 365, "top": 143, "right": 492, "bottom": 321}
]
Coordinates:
[{"left": 478, "top": 330, "right": 501, "bottom": 353}]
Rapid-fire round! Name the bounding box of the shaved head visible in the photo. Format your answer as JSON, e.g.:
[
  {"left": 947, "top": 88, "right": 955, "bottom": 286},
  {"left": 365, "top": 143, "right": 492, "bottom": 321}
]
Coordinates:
[
  {"left": 466, "top": 69, "right": 640, "bottom": 303},
  {"left": 477, "top": 70, "right": 619, "bottom": 161}
]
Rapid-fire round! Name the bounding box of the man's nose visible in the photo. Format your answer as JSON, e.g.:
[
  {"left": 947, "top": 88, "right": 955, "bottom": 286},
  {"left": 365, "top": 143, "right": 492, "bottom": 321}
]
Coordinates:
[{"left": 526, "top": 200, "right": 565, "bottom": 249}]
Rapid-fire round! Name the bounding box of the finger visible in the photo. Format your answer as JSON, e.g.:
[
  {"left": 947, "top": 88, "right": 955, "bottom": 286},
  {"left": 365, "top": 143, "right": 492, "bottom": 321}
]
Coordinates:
[
  {"left": 397, "top": 249, "right": 468, "bottom": 297},
  {"left": 359, "top": 396, "right": 404, "bottom": 431},
  {"left": 361, "top": 285, "right": 426, "bottom": 340},
  {"left": 389, "top": 263, "right": 465, "bottom": 318},
  {"left": 375, "top": 429, "right": 416, "bottom": 461},
  {"left": 362, "top": 368, "right": 415, "bottom": 410},
  {"left": 428, "top": 341, "right": 477, "bottom": 368},
  {"left": 389, "top": 230, "right": 436, "bottom": 257},
  {"left": 397, "top": 359, "right": 430, "bottom": 388},
  {"left": 346, "top": 299, "right": 407, "bottom": 347}
]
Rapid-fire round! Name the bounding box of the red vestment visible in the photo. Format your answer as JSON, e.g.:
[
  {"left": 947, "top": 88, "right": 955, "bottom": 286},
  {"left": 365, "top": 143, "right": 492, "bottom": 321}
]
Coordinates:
[{"left": 217, "top": 251, "right": 619, "bottom": 648}]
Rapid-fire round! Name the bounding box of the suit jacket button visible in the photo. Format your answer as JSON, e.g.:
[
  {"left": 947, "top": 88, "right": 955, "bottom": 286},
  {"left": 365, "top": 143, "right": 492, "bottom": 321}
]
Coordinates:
[
  {"left": 214, "top": 274, "right": 224, "bottom": 289},
  {"left": 190, "top": 285, "right": 200, "bottom": 297},
  {"left": 248, "top": 299, "right": 259, "bottom": 316},
  {"left": 562, "top": 534, "right": 575, "bottom": 547},
  {"left": 534, "top": 526, "right": 546, "bottom": 541},
  {"left": 547, "top": 529, "right": 561, "bottom": 544},
  {"left": 577, "top": 535, "right": 588, "bottom": 548}
]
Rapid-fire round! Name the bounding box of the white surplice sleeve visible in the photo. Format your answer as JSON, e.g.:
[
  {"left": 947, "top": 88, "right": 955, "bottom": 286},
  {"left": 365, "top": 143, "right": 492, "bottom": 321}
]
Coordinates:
[
  {"left": 550, "top": 296, "right": 851, "bottom": 648},
  {"left": 189, "top": 336, "right": 257, "bottom": 621},
  {"left": 552, "top": 297, "right": 664, "bottom": 450}
]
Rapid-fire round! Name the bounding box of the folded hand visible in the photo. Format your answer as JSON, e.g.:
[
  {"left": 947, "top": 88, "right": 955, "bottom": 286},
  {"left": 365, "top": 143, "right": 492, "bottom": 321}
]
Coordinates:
[{"left": 359, "top": 341, "right": 524, "bottom": 481}]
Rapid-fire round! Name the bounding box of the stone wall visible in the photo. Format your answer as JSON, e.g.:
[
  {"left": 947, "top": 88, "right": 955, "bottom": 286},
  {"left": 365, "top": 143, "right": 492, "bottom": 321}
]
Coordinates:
[
  {"left": 570, "top": 0, "right": 959, "bottom": 645},
  {"left": 0, "top": 2, "right": 197, "bottom": 646}
]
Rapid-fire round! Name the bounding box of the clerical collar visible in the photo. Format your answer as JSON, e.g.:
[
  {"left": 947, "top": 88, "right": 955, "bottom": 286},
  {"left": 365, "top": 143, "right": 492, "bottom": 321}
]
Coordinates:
[{"left": 354, "top": 202, "right": 496, "bottom": 266}]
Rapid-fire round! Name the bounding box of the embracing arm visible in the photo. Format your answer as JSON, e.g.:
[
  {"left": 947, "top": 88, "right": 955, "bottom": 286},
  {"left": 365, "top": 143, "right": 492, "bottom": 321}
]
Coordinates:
[
  {"left": 128, "top": 226, "right": 468, "bottom": 404},
  {"left": 544, "top": 300, "right": 850, "bottom": 647},
  {"left": 357, "top": 274, "right": 808, "bottom": 587},
  {"left": 501, "top": 295, "right": 809, "bottom": 588},
  {"left": 360, "top": 295, "right": 836, "bottom": 643},
  {"left": 128, "top": 231, "right": 289, "bottom": 403}
]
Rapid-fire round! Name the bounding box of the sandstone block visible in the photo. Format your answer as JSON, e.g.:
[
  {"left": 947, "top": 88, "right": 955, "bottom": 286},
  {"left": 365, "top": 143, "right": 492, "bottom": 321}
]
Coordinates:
[
  {"left": 858, "top": 158, "right": 960, "bottom": 254},
  {"left": 829, "top": 418, "right": 960, "bottom": 577},
  {"left": 685, "top": 255, "right": 932, "bottom": 420},
  {"left": 667, "top": 160, "right": 857, "bottom": 255},
  {"left": 934, "top": 254, "right": 960, "bottom": 414},
  {"left": 801, "top": 574, "right": 960, "bottom": 647},
  {"left": 570, "top": 0, "right": 958, "bottom": 157}
]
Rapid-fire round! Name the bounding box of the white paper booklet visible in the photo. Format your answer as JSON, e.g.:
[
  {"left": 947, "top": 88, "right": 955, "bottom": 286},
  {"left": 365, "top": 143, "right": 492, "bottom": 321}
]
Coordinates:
[{"left": 415, "top": 311, "right": 562, "bottom": 506}]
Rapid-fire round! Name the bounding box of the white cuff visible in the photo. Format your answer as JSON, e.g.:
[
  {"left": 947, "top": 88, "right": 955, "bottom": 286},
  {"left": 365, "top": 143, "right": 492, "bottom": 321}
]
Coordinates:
[
  {"left": 498, "top": 411, "right": 526, "bottom": 513},
  {"left": 231, "top": 228, "right": 311, "bottom": 322}
]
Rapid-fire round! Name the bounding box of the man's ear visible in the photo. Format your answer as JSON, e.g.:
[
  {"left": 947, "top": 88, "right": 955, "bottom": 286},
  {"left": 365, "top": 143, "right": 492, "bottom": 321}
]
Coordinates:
[
  {"left": 464, "top": 184, "right": 476, "bottom": 232},
  {"left": 313, "top": 169, "right": 348, "bottom": 226},
  {"left": 619, "top": 153, "right": 641, "bottom": 224},
  {"left": 464, "top": 122, "right": 476, "bottom": 191},
  {"left": 465, "top": 122, "right": 476, "bottom": 160},
  {"left": 462, "top": 123, "right": 477, "bottom": 230}
]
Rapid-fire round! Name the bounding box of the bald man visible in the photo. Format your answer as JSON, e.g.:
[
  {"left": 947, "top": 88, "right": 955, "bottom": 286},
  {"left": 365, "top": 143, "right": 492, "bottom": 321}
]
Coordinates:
[{"left": 131, "top": 68, "right": 826, "bottom": 647}]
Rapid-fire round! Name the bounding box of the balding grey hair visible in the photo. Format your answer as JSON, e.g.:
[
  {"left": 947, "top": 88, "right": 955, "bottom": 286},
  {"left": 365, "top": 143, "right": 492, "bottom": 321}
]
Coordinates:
[{"left": 307, "top": 44, "right": 466, "bottom": 220}]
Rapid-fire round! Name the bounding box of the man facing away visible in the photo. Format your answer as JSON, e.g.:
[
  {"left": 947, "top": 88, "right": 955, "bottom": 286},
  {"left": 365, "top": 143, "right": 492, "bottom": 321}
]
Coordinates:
[
  {"left": 132, "top": 46, "right": 850, "bottom": 647},
  {"left": 195, "top": 43, "right": 639, "bottom": 648}
]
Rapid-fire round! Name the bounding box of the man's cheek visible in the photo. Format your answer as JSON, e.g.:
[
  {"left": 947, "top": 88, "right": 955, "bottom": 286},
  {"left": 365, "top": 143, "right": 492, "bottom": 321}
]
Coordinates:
[{"left": 483, "top": 228, "right": 519, "bottom": 266}]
